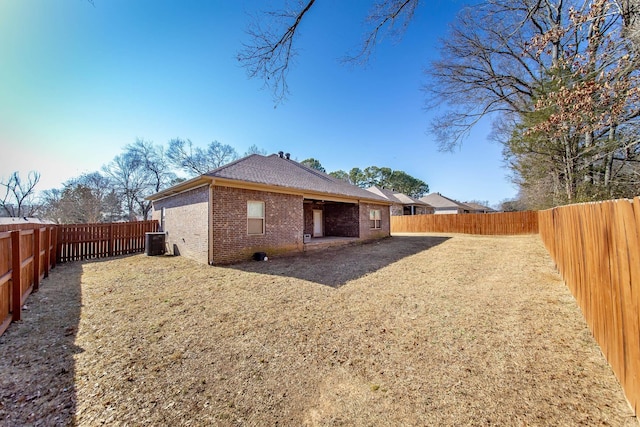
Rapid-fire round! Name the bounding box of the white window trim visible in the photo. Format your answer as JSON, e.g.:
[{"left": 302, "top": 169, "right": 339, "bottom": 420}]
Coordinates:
[
  {"left": 370, "top": 209, "right": 381, "bottom": 229},
  {"left": 247, "top": 201, "right": 265, "bottom": 235}
]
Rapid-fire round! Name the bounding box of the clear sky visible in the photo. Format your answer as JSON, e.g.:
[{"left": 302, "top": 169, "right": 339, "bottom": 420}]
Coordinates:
[{"left": 0, "top": 0, "right": 517, "bottom": 207}]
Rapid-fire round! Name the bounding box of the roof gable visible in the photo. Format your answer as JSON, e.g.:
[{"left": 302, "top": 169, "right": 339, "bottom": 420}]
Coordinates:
[{"left": 419, "top": 193, "right": 468, "bottom": 209}]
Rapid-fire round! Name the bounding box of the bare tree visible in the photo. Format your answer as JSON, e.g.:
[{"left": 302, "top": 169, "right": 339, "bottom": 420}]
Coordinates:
[
  {"left": 127, "top": 139, "right": 176, "bottom": 219},
  {"left": 40, "top": 172, "right": 120, "bottom": 224},
  {"left": 238, "top": 0, "right": 420, "bottom": 103},
  {"left": 0, "top": 171, "right": 41, "bottom": 217},
  {"left": 102, "top": 153, "right": 148, "bottom": 221},
  {"left": 425, "top": 0, "right": 640, "bottom": 206},
  {"left": 167, "top": 138, "right": 239, "bottom": 176},
  {"left": 244, "top": 144, "right": 268, "bottom": 156},
  {"left": 238, "top": 0, "right": 317, "bottom": 103},
  {"left": 425, "top": 0, "right": 566, "bottom": 151}
]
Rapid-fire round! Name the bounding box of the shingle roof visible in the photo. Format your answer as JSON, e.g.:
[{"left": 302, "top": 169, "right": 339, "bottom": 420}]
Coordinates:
[
  {"left": 419, "top": 193, "right": 469, "bottom": 209},
  {"left": 201, "top": 154, "right": 389, "bottom": 202},
  {"left": 366, "top": 186, "right": 430, "bottom": 206},
  {"left": 0, "top": 217, "right": 55, "bottom": 225},
  {"left": 463, "top": 202, "right": 495, "bottom": 212}
]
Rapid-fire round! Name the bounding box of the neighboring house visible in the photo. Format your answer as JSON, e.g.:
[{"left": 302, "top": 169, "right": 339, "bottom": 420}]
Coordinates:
[
  {"left": 463, "top": 202, "right": 496, "bottom": 214},
  {"left": 0, "top": 217, "right": 55, "bottom": 226},
  {"left": 419, "top": 193, "right": 472, "bottom": 214},
  {"left": 366, "top": 186, "right": 434, "bottom": 216},
  {"left": 147, "top": 153, "right": 392, "bottom": 265}
]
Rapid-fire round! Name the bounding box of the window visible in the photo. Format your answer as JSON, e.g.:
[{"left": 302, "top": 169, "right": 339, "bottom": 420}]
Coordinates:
[
  {"left": 370, "top": 209, "right": 381, "bottom": 229},
  {"left": 247, "top": 201, "right": 265, "bottom": 235}
]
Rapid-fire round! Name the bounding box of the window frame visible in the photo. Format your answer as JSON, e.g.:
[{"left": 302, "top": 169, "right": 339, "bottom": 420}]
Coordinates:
[
  {"left": 369, "top": 209, "right": 381, "bottom": 229},
  {"left": 247, "top": 201, "right": 265, "bottom": 235}
]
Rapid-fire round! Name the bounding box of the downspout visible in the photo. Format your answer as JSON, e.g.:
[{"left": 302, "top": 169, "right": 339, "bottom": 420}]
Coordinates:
[{"left": 208, "top": 182, "right": 215, "bottom": 265}]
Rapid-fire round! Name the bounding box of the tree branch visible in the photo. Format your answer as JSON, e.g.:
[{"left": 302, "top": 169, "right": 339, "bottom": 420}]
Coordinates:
[{"left": 237, "top": 0, "right": 316, "bottom": 104}]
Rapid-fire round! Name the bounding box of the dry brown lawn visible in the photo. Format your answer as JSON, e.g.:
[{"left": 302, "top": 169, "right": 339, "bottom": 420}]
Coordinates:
[{"left": 1, "top": 234, "right": 638, "bottom": 426}]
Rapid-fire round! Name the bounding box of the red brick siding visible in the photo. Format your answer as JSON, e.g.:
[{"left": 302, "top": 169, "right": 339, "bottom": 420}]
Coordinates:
[
  {"left": 151, "top": 186, "right": 209, "bottom": 264},
  {"left": 212, "top": 186, "right": 303, "bottom": 264},
  {"left": 359, "top": 202, "right": 391, "bottom": 240},
  {"left": 324, "top": 202, "right": 359, "bottom": 237}
]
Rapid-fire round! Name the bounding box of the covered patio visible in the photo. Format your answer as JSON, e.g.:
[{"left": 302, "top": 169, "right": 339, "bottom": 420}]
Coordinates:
[
  {"left": 302, "top": 235, "right": 359, "bottom": 252},
  {"left": 303, "top": 199, "right": 360, "bottom": 239}
]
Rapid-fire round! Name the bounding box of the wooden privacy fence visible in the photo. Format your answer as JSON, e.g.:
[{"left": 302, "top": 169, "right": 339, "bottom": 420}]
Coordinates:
[
  {"left": 0, "top": 220, "right": 158, "bottom": 337},
  {"left": 56, "top": 220, "right": 159, "bottom": 263},
  {"left": 391, "top": 211, "right": 539, "bottom": 235},
  {"left": 0, "top": 226, "right": 57, "bottom": 336},
  {"left": 539, "top": 199, "right": 640, "bottom": 415}
]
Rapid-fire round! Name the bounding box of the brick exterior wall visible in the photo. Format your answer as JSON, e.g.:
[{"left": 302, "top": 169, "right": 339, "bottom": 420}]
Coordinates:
[
  {"left": 211, "top": 186, "right": 303, "bottom": 264},
  {"left": 152, "top": 185, "right": 390, "bottom": 265},
  {"left": 324, "top": 202, "right": 359, "bottom": 237},
  {"left": 151, "top": 186, "right": 209, "bottom": 264},
  {"left": 359, "top": 202, "right": 391, "bottom": 241}
]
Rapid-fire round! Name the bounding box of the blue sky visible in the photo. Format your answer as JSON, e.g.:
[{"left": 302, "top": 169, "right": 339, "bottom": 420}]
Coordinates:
[{"left": 0, "top": 0, "right": 516, "bottom": 207}]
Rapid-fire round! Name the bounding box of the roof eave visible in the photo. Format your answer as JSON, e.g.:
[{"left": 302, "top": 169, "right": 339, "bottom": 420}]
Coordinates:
[
  {"left": 212, "top": 177, "right": 392, "bottom": 205},
  {"left": 146, "top": 176, "right": 213, "bottom": 201}
]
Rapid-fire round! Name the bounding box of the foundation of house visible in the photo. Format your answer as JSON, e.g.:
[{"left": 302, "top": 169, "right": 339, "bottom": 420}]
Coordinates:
[{"left": 302, "top": 236, "right": 359, "bottom": 252}]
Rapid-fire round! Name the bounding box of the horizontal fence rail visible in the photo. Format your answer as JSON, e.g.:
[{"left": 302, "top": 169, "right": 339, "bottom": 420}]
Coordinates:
[
  {"left": 0, "top": 220, "right": 158, "bottom": 337},
  {"left": 539, "top": 198, "right": 640, "bottom": 416},
  {"left": 390, "top": 211, "right": 539, "bottom": 235}
]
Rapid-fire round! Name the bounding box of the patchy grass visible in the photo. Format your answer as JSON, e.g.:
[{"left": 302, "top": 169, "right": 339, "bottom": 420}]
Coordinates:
[{"left": 1, "top": 234, "right": 637, "bottom": 426}]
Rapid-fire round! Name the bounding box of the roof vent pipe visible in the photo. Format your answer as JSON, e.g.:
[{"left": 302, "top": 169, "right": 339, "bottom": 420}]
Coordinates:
[
  {"left": 285, "top": 153, "right": 290, "bottom": 160},
  {"left": 278, "top": 151, "right": 284, "bottom": 158}
]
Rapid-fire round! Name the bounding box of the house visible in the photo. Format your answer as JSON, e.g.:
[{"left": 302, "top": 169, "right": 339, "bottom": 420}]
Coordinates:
[
  {"left": 366, "top": 186, "right": 434, "bottom": 216},
  {"left": 419, "top": 192, "right": 472, "bottom": 214},
  {"left": 0, "top": 217, "right": 56, "bottom": 226},
  {"left": 463, "top": 202, "right": 496, "bottom": 214},
  {"left": 147, "top": 153, "right": 392, "bottom": 265}
]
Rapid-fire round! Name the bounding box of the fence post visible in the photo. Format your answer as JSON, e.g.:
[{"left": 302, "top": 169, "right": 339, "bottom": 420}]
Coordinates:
[
  {"left": 43, "top": 227, "right": 50, "bottom": 278},
  {"left": 51, "top": 226, "right": 58, "bottom": 268},
  {"left": 56, "top": 225, "right": 63, "bottom": 264},
  {"left": 108, "top": 223, "right": 114, "bottom": 257},
  {"left": 11, "top": 231, "right": 21, "bottom": 322},
  {"left": 33, "top": 227, "right": 40, "bottom": 292}
]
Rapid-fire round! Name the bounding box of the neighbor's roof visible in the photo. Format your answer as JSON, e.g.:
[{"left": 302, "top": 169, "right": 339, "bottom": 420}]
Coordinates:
[
  {"left": 0, "top": 217, "right": 55, "bottom": 225},
  {"left": 464, "top": 202, "right": 496, "bottom": 212},
  {"left": 366, "top": 186, "right": 431, "bottom": 206},
  {"left": 148, "top": 154, "right": 390, "bottom": 204},
  {"left": 419, "top": 193, "right": 470, "bottom": 210}
]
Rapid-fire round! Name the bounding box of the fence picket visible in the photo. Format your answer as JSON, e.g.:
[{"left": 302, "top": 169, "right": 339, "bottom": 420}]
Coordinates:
[
  {"left": 539, "top": 199, "right": 640, "bottom": 416},
  {"left": 390, "top": 211, "right": 539, "bottom": 235}
]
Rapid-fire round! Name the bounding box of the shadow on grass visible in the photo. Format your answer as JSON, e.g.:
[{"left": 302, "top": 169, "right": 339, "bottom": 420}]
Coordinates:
[
  {"left": 0, "top": 256, "right": 116, "bottom": 425},
  {"left": 225, "top": 235, "right": 451, "bottom": 287}
]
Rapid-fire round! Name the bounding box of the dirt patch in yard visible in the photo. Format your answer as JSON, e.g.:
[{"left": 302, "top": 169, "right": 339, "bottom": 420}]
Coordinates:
[{"left": 0, "top": 234, "right": 637, "bottom": 426}]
